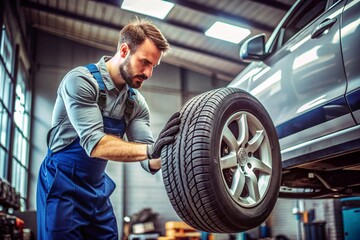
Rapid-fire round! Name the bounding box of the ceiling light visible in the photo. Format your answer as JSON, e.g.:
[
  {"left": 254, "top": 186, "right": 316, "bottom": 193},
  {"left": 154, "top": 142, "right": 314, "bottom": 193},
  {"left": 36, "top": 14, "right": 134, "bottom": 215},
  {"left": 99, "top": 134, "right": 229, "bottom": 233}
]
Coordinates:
[
  {"left": 205, "top": 21, "right": 251, "bottom": 44},
  {"left": 121, "top": 0, "right": 174, "bottom": 19}
]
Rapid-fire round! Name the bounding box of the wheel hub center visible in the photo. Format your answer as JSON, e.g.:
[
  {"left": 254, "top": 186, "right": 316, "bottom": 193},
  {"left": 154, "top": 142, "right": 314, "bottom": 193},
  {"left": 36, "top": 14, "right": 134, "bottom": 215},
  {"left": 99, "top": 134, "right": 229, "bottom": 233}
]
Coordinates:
[{"left": 237, "top": 148, "right": 247, "bottom": 165}]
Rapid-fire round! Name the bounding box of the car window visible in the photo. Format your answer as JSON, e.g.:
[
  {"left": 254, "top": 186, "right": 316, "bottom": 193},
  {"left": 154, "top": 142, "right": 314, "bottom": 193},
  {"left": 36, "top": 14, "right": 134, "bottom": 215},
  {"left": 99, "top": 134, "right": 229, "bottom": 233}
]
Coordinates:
[{"left": 270, "top": 0, "right": 328, "bottom": 52}]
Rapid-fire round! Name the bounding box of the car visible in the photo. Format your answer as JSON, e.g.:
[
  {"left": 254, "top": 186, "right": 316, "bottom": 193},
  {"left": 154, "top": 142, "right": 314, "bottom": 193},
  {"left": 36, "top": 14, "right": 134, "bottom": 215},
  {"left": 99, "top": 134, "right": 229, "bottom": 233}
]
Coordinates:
[
  {"left": 160, "top": 0, "right": 360, "bottom": 233},
  {"left": 230, "top": 0, "right": 360, "bottom": 199}
]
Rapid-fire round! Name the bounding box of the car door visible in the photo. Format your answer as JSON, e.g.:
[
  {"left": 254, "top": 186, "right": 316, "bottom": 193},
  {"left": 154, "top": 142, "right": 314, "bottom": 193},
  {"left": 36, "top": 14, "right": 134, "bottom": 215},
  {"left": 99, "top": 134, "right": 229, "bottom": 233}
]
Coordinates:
[
  {"left": 341, "top": 0, "right": 360, "bottom": 124},
  {"left": 240, "top": 0, "right": 355, "bottom": 163}
]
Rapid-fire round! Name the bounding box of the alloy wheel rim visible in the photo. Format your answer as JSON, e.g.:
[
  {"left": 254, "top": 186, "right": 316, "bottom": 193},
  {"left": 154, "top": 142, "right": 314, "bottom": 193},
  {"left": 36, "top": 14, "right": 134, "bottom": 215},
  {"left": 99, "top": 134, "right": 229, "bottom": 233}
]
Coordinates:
[{"left": 219, "top": 111, "right": 272, "bottom": 207}]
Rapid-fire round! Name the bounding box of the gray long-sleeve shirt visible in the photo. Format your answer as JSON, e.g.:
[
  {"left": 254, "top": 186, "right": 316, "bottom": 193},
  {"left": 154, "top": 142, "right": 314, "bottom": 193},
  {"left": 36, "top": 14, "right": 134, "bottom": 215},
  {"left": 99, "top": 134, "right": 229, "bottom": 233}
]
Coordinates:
[{"left": 47, "top": 56, "right": 155, "bottom": 173}]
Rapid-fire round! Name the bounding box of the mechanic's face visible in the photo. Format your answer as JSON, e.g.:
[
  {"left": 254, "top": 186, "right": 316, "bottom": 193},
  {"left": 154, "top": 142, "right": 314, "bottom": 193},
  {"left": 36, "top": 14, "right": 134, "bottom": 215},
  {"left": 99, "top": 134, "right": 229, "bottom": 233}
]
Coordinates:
[{"left": 120, "top": 38, "right": 162, "bottom": 89}]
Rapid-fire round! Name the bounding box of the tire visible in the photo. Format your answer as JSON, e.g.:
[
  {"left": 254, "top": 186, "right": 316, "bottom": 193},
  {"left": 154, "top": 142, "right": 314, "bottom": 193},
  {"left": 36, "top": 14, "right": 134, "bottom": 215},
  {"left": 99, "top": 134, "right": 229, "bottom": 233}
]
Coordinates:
[{"left": 161, "top": 87, "right": 281, "bottom": 233}]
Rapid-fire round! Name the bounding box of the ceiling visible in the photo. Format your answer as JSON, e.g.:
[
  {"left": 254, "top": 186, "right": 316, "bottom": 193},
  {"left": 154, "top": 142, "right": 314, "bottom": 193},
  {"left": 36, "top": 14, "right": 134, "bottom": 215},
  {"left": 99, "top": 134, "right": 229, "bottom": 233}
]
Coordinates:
[{"left": 21, "top": 0, "right": 297, "bottom": 81}]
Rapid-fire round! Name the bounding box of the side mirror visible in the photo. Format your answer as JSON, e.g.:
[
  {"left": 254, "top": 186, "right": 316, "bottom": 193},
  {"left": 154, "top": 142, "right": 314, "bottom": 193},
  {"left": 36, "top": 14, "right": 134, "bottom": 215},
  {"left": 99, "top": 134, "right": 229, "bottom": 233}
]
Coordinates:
[{"left": 239, "top": 34, "right": 267, "bottom": 62}]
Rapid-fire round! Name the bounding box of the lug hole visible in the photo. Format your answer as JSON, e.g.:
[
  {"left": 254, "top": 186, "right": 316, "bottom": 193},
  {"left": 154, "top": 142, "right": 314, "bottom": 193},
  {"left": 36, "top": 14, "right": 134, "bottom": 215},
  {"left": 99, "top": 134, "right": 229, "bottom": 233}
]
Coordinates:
[
  {"left": 248, "top": 152, "right": 252, "bottom": 157},
  {"left": 247, "top": 163, "right": 252, "bottom": 169}
]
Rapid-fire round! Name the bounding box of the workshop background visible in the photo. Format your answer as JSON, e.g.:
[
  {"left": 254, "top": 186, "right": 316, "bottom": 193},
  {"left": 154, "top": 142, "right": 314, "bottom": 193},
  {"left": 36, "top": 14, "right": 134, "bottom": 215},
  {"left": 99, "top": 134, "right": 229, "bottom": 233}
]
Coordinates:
[{"left": 0, "top": 0, "right": 358, "bottom": 239}]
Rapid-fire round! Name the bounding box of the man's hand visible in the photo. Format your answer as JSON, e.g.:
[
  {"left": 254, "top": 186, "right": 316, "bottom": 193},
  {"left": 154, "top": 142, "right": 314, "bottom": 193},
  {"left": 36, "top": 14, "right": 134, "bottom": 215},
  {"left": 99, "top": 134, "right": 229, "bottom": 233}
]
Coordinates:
[{"left": 147, "top": 112, "right": 181, "bottom": 159}]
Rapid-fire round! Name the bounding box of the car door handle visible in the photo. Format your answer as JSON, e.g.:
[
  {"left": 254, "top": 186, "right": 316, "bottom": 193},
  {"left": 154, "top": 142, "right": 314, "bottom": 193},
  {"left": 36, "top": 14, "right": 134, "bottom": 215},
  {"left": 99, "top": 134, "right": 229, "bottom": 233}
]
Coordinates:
[{"left": 311, "top": 18, "right": 337, "bottom": 39}]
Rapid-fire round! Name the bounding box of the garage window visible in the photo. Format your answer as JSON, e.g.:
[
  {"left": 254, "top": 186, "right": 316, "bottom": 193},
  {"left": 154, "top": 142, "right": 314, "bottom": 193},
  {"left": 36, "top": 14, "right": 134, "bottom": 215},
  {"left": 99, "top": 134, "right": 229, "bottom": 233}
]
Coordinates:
[
  {"left": 0, "top": 25, "right": 13, "bottom": 180},
  {"left": 11, "top": 60, "right": 31, "bottom": 210},
  {"left": 0, "top": 23, "right": 31, "bottom": 210}
]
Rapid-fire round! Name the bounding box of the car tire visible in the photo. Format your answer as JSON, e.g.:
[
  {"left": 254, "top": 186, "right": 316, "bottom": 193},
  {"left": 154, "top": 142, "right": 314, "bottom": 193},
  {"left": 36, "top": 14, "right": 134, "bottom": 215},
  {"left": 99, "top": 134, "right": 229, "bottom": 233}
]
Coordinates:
[{"left": 161, "top": 87, "right": 281, "bottom": 233}]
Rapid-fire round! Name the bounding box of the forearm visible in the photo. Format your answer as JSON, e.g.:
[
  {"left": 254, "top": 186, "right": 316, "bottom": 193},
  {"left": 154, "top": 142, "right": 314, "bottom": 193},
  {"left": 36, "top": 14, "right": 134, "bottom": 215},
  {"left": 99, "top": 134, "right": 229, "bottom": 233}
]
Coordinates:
[{"left": 90, "top": 134, "right": 148, "bottom": 162}]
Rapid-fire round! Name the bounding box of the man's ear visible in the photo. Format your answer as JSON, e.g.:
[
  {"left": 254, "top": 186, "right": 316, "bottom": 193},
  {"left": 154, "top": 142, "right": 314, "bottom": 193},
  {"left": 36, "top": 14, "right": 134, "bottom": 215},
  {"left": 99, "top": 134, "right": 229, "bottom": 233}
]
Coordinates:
[{"left": 119, "top": 43, "right": 129, "bottom": 58}]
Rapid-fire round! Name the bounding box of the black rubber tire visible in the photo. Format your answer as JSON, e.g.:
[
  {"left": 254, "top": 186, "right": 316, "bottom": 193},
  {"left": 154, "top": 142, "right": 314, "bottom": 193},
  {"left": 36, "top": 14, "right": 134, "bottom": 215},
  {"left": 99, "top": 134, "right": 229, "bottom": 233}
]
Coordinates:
[{"left": 161, "top": 87, "right": 281, "bottom": 233}]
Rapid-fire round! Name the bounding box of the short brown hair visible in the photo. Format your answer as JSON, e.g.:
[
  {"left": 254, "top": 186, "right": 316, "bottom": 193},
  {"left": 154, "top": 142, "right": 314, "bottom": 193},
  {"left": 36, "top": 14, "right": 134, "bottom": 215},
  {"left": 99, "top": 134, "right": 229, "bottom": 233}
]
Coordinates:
[{"left": 118, "top": 18, "right": 170, "bottom": 54}]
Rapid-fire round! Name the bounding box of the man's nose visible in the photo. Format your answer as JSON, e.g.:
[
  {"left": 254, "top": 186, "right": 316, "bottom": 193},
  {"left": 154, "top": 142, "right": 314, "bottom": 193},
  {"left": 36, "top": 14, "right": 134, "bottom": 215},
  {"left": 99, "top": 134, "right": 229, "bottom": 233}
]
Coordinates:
[{"left": 143, "top": 66, "right": 153, "bottom": 79}]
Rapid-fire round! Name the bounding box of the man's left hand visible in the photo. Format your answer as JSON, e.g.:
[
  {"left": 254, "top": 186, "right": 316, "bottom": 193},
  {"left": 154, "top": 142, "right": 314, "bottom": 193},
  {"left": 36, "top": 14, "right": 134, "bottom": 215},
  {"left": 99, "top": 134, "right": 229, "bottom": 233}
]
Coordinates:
[{"left": 147, "top": 112, "right": 181, "bottom": 159}]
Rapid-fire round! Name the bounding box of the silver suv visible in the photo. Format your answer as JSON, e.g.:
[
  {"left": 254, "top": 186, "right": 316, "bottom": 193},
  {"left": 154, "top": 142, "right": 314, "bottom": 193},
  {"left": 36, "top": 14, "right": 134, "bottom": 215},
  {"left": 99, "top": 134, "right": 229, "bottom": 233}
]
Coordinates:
[{"left": 229, "top": 0, "right": 360, "bottom": 198}]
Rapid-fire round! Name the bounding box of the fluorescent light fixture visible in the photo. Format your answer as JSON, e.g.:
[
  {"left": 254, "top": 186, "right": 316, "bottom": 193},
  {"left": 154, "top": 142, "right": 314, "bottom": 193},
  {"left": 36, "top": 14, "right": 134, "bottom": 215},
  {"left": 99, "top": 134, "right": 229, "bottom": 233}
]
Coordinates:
[
  {"left": 205, "top": 21, "right": 251, "bottom": 44},
  {"left": 121, "top": 0, "right": 174, "bottom": 19}
]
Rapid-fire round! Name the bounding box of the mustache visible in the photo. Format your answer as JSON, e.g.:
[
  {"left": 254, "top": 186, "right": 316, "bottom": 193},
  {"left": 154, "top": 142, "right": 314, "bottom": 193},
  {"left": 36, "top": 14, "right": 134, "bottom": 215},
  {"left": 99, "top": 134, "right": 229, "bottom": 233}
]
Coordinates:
[{"left": 134, "top": 74, "right": 148, "bottom": 80}]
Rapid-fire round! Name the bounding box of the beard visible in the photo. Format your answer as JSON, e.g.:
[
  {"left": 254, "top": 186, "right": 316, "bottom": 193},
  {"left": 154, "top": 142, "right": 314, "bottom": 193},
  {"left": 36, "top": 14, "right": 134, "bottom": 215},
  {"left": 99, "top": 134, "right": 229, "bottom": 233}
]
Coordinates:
[{"left": 119, "top": 56, "right": 148, "bottom": 89}]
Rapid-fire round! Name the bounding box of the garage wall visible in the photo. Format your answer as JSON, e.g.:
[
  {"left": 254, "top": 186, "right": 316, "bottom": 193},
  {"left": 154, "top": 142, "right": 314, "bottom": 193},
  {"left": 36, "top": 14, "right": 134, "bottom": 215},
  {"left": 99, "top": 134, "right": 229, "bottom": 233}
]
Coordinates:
[
  {"left": 304, "top": 199, "right": 343, "bottom": 239},
  {"left": 267, "top": 198, "right": 299, "bottom": 239},
  {"left": 29, "top": 30, "right": 228, "bottom": 235},
  {"left": 263, "top": 198, "right": 343, "bottom": 240}
]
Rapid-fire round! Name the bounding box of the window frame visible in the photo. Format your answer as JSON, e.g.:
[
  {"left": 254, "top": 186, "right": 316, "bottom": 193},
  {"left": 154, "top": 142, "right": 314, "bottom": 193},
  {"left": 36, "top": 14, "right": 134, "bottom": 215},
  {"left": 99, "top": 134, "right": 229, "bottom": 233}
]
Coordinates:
[
  {"left": 265, "top": 0, "right": 330, "bottom": 54},
  {"left": 0, "top": 24, "right": 14, "bottom": 181},
  {"left": 0, "top": 20, "right": 32, "bottom": 210}
]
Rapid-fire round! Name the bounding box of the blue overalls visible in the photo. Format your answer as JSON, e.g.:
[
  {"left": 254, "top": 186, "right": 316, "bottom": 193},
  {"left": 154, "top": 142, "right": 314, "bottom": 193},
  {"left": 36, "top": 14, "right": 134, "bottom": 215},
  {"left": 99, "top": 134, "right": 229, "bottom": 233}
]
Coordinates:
[{"left": 37, "top": 64, "right": 134, "bottom": 239}]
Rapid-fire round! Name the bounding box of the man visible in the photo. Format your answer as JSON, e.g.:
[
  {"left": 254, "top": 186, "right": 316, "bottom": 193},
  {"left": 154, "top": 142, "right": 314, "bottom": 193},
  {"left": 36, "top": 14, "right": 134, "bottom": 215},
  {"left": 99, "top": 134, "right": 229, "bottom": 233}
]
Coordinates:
[{"left": 36, "top": 19, "right": 180, "bottom": 239}]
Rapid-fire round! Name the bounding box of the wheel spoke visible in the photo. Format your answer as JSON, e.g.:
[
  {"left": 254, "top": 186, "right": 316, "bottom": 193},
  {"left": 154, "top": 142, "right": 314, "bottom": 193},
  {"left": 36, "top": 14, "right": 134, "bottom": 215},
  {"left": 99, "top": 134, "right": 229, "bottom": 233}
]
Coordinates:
[
  {"left": 220, "top": 153, "right": 238, "bottom": 170},
  {"left": 237, "top": 114, "right": 249, "bottom": 147},
  {"left": 230, "top": 168, "right": 246, "bottom": 199},
  {"left": 246, "top": 130, "right": 264, "bottom": 153},
  {"left": 222, "top": 125, "right": 239, "bottom": 150},
  {"left": 249, "top": 157, "right": 272, "bottom": 175},
  {"left": 245, "top": 167, "right": 260, "bottom": 202}
]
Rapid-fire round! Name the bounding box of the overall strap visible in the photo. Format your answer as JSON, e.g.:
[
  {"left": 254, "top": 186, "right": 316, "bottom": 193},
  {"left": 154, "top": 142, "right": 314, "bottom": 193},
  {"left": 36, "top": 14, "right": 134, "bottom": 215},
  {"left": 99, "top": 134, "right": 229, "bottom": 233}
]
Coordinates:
[
  {"left": 124, "top": 87, "right": 136, "bottom": 124},
  {"left": 85, "top": 63, "right": 136, "bottom": 122},
  {"left": 85, "top": 63, "right": 106, "bottom": 112}
]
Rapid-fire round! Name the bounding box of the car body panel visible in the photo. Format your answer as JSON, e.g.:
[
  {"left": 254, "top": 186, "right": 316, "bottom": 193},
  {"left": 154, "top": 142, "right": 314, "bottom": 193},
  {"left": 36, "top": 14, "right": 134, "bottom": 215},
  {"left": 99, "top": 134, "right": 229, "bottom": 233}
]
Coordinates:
[{"left": 341, "top": 0, "right": 360, "bottom": 123}]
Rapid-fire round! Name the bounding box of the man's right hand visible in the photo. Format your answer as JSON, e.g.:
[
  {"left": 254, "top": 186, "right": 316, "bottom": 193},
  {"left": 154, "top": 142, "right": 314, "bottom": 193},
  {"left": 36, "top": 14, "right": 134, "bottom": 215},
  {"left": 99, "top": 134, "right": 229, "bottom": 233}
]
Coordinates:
[{"left": 147, "top": 112, "right": 181, "bottom": 159}]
